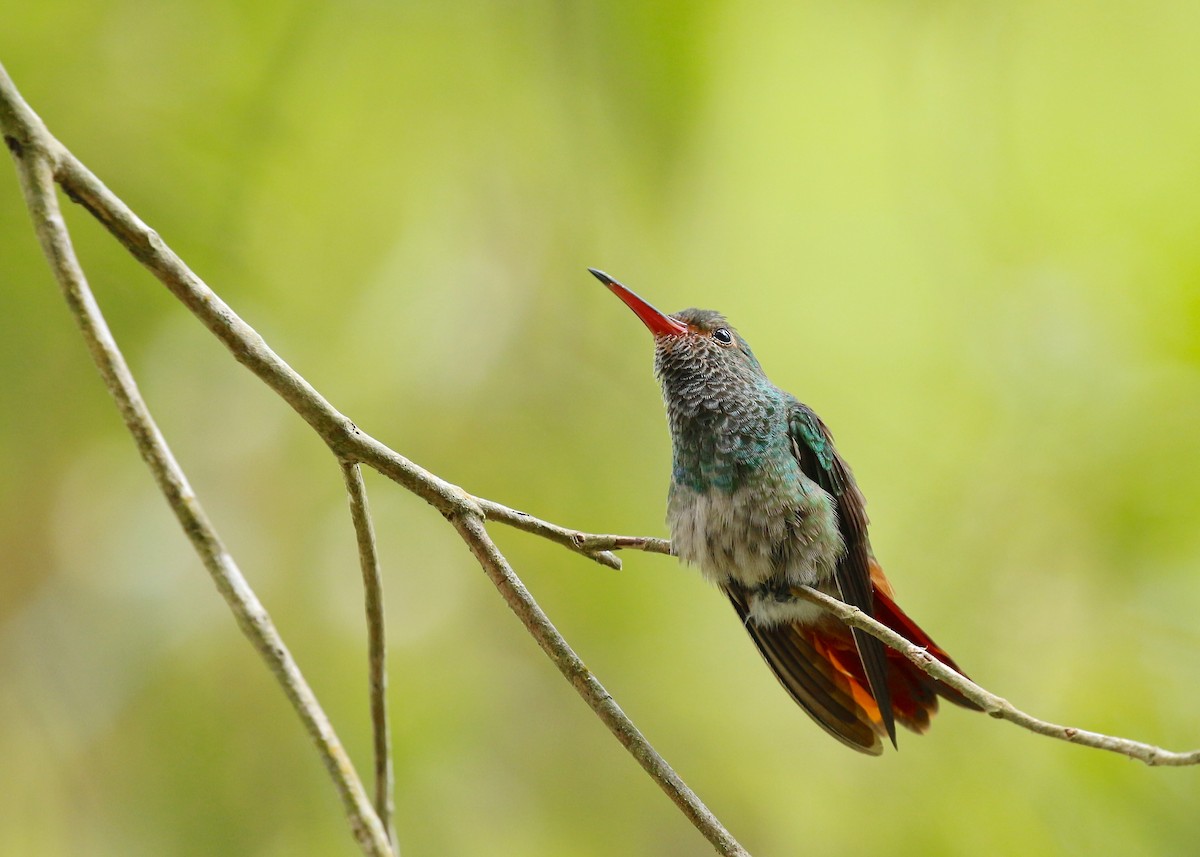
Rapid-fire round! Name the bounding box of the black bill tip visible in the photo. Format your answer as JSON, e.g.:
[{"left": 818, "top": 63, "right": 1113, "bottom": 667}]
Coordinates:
[{"left": 588, "top": 267, "right": 616, "bottom": 286}]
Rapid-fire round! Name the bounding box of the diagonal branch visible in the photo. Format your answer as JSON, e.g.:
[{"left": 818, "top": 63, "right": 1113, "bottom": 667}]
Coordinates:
[
  {"left": 449, "top": 513, "right": 749, "bottom": 857},
  {"left": 340, "top": 460, "right": 398, "bottom": 852},
  {"left": 1, "top": 62, "right": 746, "bottom": 855},
  {"left": 0, "top": 70, "right": 394, "bottom": 857}
]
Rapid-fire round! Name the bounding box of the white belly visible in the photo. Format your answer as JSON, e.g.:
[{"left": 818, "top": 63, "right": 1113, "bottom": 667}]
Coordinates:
[{"left": 666, "top": 482, "right": 844, "bottom": 594}]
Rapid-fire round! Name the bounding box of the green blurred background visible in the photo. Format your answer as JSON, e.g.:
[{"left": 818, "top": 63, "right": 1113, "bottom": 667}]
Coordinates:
[{"left": 3, "top": 2, "right": 1200, "bottom": 855}]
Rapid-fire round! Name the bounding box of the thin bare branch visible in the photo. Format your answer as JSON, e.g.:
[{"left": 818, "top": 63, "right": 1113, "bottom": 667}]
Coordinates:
[
  {"left": 516, "top": 515, "right": 1200, "bottom": 769},
  {"left": 0, "top": 65, "right": 394, "bottom": 857},
  {"left": 449, "top": 513, "right": 750, "bottom": 857},
  {"left": 476, "top": 497, "right": 671, "bottom": 568},
  {"left": 340, "top": 460, "right": 398, "bottom": 852},
  {"left": 795, "top": 586, "right": 1200, "bottom": 767}
]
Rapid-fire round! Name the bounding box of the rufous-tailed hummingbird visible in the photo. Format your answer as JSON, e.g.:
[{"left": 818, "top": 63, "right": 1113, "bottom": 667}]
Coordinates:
[{"left": 592, "top": 267, "right": 977, "bottom": 753}]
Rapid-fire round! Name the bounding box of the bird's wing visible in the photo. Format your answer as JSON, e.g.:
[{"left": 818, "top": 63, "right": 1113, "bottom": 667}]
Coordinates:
[{"left": 788, "top": 401, "right": 897, "bottom": 746}]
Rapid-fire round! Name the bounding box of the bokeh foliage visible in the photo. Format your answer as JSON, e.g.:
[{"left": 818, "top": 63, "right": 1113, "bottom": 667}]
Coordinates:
[{"left": 3, "top": 2, "right": 1200, "bottom": 855}]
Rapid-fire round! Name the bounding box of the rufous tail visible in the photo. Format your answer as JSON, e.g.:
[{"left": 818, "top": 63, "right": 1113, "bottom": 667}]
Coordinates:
[{"left": 726, "top": 561, "right": 978, "bottom": 755}]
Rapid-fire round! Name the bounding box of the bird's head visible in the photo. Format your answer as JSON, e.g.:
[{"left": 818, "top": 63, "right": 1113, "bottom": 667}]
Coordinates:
[{"left": 589, "top": 268, "right": 766, "bottom": 389}]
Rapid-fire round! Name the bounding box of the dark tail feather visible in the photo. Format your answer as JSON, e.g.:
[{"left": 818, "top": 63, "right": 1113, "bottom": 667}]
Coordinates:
[
  {"left": 725, "top": 574, "right": 979, "bottom": 753},
  {"left": 726, "top": 585, "right": 886, "bottom": 755}
]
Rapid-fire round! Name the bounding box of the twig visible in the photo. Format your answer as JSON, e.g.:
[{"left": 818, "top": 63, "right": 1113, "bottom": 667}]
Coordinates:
[
  {"left": 0, "top": 67, "right": 394, "bottom": 857},
  {"left": 476, "top": 496, "right": 672, "bottom": 568},
  {"left": 795, "top": 586, "right": 1200, "bottom": 767},
  {"left": 340, "top": 460, "right": 397, "bottom": 851},
  {"left": 449, "top": 513, "right": 750, "bottom": 857}
]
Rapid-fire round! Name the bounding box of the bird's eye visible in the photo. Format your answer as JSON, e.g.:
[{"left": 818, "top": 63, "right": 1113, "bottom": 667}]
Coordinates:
[{"left": 712, "top": 327, "right": 734, "bottom": 345}]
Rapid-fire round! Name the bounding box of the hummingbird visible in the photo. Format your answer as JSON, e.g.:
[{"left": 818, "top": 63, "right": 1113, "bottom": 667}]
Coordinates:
[{"left": 591, "top": 267, "right": 978, "bottom": 754}]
